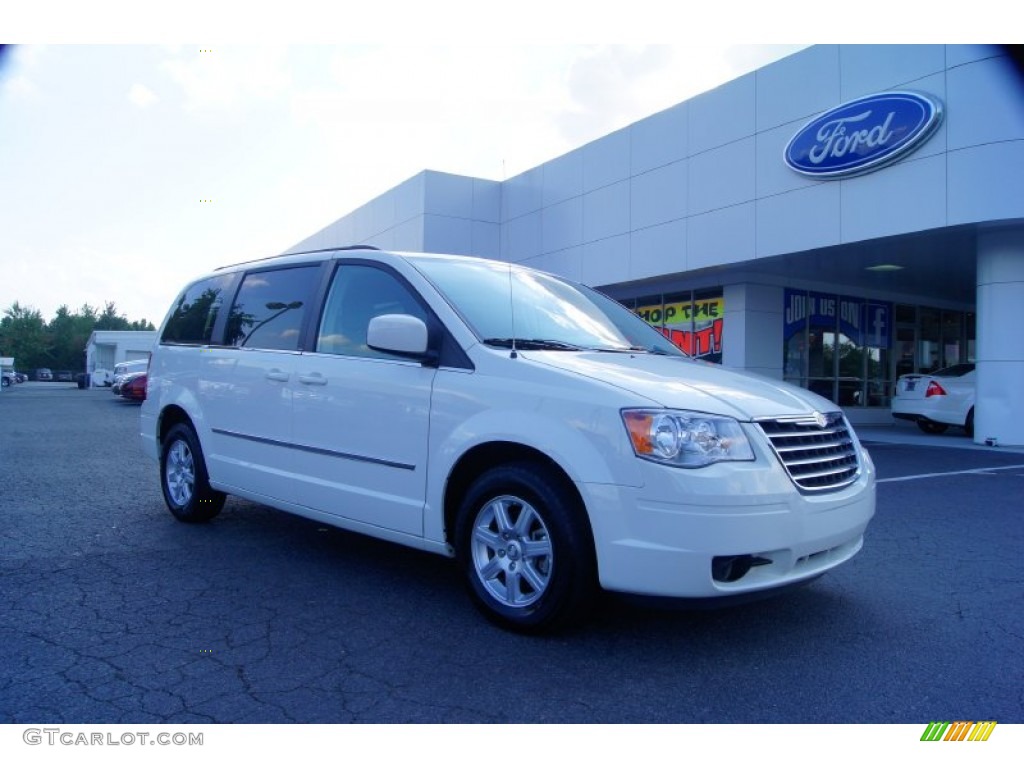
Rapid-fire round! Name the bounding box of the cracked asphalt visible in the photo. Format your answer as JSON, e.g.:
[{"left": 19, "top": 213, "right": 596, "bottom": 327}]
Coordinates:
[{"left": 1, "top": 383, "right": 1022, "bottom": 723}]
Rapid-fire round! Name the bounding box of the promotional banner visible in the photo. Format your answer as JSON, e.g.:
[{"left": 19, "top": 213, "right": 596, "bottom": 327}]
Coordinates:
[{"left": 636, "top": 297, "right": 724, "bottom": 358}]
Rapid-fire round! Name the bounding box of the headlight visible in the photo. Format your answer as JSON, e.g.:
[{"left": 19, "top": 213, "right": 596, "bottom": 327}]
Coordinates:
[{"left": 622, "top": 409, "right": 755, "bottom": 467}]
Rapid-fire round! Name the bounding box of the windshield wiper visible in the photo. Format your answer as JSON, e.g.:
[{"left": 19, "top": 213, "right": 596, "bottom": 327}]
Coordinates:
[
  {"left": 483, "top": 338, "right": 587, "bottom": 351},
  {"left": 627, "top": 345, "right": 671, "bottom": 355}
]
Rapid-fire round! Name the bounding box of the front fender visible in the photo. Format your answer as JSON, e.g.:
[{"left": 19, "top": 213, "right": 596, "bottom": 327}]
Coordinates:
[{"left": 422, "top": 398, "right": 644, "bottom": 544}]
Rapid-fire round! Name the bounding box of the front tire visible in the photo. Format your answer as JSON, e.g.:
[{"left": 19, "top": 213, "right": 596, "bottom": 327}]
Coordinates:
[
  {"left": 160, "top": 423, "right": 225, "bottom": 523},
  {"left": 455, "top": 462, "right": 597, "bottom": 633}
]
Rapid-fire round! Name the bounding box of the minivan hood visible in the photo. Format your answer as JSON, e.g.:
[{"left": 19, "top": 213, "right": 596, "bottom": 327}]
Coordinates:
[{"left": 522, "top": 351, "right": 837, "bottom": 420}]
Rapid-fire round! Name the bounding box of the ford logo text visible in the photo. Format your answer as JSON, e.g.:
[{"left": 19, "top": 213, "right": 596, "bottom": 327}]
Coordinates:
[{"left": 784, "top": 91, "right": 943, "bottom": 179}]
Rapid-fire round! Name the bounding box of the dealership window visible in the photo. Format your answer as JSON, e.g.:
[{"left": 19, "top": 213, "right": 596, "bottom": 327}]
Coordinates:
[
  {"left": 895, "top": 303, "right": 975, "bottom": 379},
  {"left": 919, "top": 307, "right": 941, "bottom": 372},
  {"left": 894, "top": 305, "right": 916, "bottom": 379},
  {"left": 784, "top": 290, "right": 893, "bottom": 408},
  {"left": 786, "top": 293, "right": 976, "bottom": 408},
  {"left": 965, "top": 312, "right": 976, "bottom": 363},
  {"left": 941, "top": 310, "right": 964, "bottom": 370},
  {"left": 629, "top": 289, "right": 724, "bottom": 363}
]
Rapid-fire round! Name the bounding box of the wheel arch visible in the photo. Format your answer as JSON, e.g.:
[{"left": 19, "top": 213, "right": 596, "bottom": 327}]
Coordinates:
[
  {"left": 158, "top": 411, "right": 226, "bottom": 522},
  {"left": 157, "top": 404, "right": 196, "bottom": 452},
  {"left": 443, "top": 441, "right": 595, "bottom": 557}
]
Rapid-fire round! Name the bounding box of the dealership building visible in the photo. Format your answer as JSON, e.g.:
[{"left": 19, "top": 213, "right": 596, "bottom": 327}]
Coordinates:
[{"left": 289, "top": 44, "right": 1024, "bottom": 446}]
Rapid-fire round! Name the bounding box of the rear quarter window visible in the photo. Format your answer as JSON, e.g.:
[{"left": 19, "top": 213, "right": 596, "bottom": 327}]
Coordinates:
[{"left": 161, "top": 274, "right": 235, "bottom": 345}]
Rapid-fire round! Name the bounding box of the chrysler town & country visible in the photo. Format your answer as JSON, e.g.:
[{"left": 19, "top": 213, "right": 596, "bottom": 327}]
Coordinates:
[{"left": 140, "top": 247, "right": 876, "bottom": 631}]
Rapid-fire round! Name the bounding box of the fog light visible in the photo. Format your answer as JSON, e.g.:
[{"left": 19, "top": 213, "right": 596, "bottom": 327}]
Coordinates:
[
  {"left": 712, "top": 555, "right": 772, "bottom": 583},
  {"left": 712, "top": 556, "right": 752, "bottom": 582}
]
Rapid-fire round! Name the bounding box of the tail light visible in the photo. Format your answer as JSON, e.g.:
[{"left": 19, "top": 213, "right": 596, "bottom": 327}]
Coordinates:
[{"left": 925, "top": 380, "right": 947, "bottom": 397}]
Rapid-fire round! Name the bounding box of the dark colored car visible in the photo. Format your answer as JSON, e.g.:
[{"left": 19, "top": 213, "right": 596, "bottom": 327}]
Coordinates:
[
  {"left": 120, "top": 372, "right": 147, "bottom": 402},
  {"left": 55, "top": 370, "right": 74, "bottom": 382},
  {"left": 35, "top": 368, "right": 53, "bottom": 381}
]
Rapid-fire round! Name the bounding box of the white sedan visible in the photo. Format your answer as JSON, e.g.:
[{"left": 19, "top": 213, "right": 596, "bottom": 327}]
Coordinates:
[{"left": 891, "top": 363, "right": 975, "bottom": 436}]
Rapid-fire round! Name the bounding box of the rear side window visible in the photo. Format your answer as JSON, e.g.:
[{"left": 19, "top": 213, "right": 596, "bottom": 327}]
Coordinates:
[
  {"left": 161, "top": 274, "right": 234, "bottom": 345},
  {"left": 225, "top": 266, "right": 320, "bottom": 351}
]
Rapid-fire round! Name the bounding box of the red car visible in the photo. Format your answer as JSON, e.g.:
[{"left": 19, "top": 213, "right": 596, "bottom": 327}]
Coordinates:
[{"left": 120, "top": 372, "right": 147, "bottom": 402}]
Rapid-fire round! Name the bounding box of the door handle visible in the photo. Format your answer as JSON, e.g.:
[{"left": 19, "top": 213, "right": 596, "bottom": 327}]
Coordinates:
[
  {"left": 298, "top": 372, "right": 327, "bottom": 386},
  {"left": 266, "top": 369, "right": 290, "bottom": 382}
]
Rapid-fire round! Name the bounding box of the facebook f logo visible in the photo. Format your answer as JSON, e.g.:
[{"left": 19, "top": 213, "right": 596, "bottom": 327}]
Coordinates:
[{"left": 869, "top": 304, "right": 890, "bottom": 348}]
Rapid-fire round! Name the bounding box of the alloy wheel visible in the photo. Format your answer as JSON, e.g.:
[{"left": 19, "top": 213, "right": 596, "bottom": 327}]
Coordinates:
[{"left": 470, "top": 495, "right": 553, "bottom": 608}]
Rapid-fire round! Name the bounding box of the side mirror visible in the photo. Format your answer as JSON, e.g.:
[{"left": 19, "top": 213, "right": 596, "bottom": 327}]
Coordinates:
[{"left": 367, "top": 314, "right": 433, "bottom": 362}]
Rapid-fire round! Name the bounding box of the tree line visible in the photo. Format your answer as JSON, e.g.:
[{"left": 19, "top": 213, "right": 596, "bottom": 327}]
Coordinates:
[{"left": 0, "top": 301, "right": 156, "bottom": 373}]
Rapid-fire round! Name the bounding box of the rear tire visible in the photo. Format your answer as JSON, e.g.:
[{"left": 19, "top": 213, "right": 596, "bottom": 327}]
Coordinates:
[
  {"left": 964, "top": 408, "right": 975, "bottom": 438},
  {"left": 917, "top": 420, "right": 948, "bottom": 435},
  {"left": 160, "top": 423, "right": 225, "bottom": 523},
  {"left": 455, "top": 462, "right": 597, "bottom": 633}
]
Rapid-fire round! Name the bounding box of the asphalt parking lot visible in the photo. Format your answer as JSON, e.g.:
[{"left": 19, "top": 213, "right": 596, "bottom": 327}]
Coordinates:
[{"left": 1, "top": 382, "right": 1022, "bottom": 724}]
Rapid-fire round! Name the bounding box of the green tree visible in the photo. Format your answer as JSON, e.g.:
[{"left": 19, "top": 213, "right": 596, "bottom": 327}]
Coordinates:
[
  {"left": 47, "top": 304, "right": 101, "bottom": 371},
  {"left": 95, "top": 301, "right": 131, "bottom": 331},
  {"left": 78, "top": 304, "right": 98, "bottom": 325},
  {"left": 1, "top": 301, "right": 156, "bottom": 373},
  {"left": 0, "top": 302, "right": 50, "bottom": 370},
  {"left": 47, "top": 305, "right": 77, "bottom": 370}
]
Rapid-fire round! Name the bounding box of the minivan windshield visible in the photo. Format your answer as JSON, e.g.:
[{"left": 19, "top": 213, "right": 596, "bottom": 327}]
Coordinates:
[{"left": 408, "top": 256, "right": 685, "bottom": 356}]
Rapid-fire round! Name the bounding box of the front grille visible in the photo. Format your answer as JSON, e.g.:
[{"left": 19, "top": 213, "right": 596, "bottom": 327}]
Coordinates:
[{"left": 756, "top": 412, "right": 860, "bottom": 492}]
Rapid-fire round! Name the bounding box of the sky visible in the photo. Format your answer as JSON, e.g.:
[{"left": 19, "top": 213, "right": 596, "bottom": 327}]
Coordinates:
[{"left": 0, "top": 2, "right": 1000, "bottom": 327}]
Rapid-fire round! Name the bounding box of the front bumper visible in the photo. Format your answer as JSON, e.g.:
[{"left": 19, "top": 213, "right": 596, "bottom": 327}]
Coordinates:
[{"left": 580, "top": 439, "right": 876, "bottom": 599}]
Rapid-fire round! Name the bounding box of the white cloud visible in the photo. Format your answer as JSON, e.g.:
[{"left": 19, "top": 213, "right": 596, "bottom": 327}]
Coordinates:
[
  {"left": 556, "top": 46, "right": 670, "bottom": 143},
  {"left": 554, "top": 45, "right": 808, "bottom": 146},
  {"left": 1, "top": 74, "right": 38, "bottom": 99},
  {"left": 290, "top": 46, "right": 583, "bottom": 180},
  {"left": 161, "top": 46, "right": 291, "bottom": 111},
  {"left": 128, "top": 83, "right": 158, "bottom": 107}
]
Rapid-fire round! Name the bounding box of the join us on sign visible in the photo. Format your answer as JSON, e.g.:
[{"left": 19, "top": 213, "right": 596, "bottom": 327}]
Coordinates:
[
  {"left": 785, "top": 293, "right": 861, "bottom": 329},
  {"left": 784, "top": 289, "right": 892, "bottom": 348}
]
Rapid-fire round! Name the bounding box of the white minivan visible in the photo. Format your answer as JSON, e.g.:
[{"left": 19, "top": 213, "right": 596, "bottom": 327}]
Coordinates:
[{"left": 141, "top": 247, "right": 876, "bottom": 631}]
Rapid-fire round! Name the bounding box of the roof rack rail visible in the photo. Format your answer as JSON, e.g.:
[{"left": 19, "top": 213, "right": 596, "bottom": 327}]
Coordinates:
[{"left": 215, "top": 244, "right": 381, "bottom": 271}]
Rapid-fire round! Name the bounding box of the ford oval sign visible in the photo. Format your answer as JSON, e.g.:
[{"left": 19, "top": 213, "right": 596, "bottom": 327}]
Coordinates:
[{"left": 784, "top": 91, "right": 943, "bottom": 179}]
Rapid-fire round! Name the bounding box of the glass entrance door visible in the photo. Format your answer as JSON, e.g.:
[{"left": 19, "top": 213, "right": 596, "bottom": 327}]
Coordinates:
[{"left": 894, "top": 324, "right": 916, "bottom": 380}]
